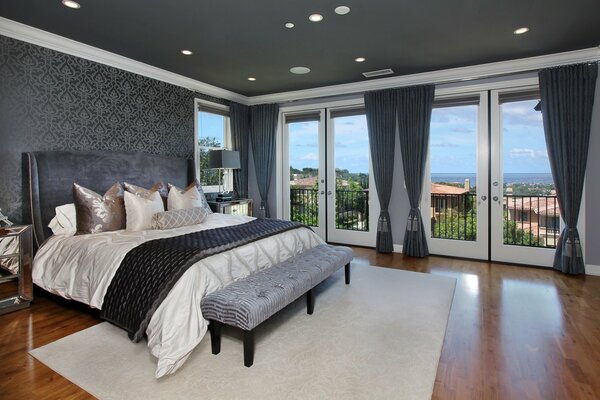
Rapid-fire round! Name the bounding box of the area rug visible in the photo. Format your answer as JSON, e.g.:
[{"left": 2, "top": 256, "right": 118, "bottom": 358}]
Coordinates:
[{"left": 30, "top": 265, "right": 456, "bottom": 400}]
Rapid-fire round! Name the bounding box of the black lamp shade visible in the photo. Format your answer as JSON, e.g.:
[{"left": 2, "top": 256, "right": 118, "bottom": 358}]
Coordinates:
[{"left": 208, "top": 150, "right": 241, "bottom": 169}]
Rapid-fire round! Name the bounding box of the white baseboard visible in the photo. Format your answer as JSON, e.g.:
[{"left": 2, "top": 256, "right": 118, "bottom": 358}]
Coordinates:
[
  {"left": 586, "top": 264, "right": 600, "bottom": 276},
  {"left": 393, "top": 244, "right": 403, "bottom": 253}
]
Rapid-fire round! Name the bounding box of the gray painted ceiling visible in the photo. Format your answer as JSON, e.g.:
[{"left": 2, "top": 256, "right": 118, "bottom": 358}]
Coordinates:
[{"left": 1, "top": 0, "right": 599, "bottom": 96}]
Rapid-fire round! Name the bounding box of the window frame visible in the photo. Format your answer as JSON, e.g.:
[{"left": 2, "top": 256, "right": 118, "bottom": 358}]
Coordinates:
[{"left": 194, "top": 99, "right": 233, "bottom": 194}]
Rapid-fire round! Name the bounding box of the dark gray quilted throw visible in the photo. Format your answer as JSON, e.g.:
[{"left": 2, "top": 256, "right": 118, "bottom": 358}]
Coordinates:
[{"left": 100, "top": 218, "right": 307, "bottom": 341}]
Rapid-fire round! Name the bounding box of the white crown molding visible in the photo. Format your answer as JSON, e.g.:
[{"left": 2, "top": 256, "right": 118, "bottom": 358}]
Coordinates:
[
  {"left": 247, "top": 46, "right": 600, "bottom": 105},
  {"left": 0, "top": 17, "right": 249, "bottom": 104},
  {"left": 586, "top": 264, "right": 600, "bottom": 276}
]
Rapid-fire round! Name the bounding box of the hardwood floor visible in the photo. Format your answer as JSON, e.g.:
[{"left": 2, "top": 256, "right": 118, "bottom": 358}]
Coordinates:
[{"left": 1, "top": 249, "right": 600, "bottom": 399}]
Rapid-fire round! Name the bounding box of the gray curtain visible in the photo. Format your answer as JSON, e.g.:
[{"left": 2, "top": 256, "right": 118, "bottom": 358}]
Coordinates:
[
  {"left": 230, "top": 102, "right": 250, "bottom": 198},
  {"left": 539, "top": 63, "right": 597, "bottom": 275},
  {"left": 396, "top": 85, "right": 435, "bottom": 257},
  {"left": 364, "top": 89, "right": 397, "bottom": 253},
  {"left": 250, "top": 103, "right": 279, "bottom": 217}
]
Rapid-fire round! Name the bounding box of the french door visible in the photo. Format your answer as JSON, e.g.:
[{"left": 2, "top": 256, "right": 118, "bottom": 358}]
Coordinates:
[
  {"left": 423, "top": 84, "right": 559, "bottom": 267},
  {"left": 281, "top": 101, "right": 378, "bottom": 246},
  {"left": 422, "top": 92, "right": 490, "bottom": 260}
]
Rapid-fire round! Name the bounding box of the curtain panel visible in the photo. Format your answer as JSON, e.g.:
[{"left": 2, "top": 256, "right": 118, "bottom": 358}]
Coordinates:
[
  {"left": 364, "top": 89, "right": 397, "bottom": 253},
  {"left": 249, "top": 103, "right": 280, "bottom": 218},
  {"left": 230, "top": 102, "right": 250, "bottom": 198},
  {"left": 396, "top": 85, "right": 435, "bottom": 257},
  {"left": 539, "top": 63, "right": 598, "bottom": 275}
]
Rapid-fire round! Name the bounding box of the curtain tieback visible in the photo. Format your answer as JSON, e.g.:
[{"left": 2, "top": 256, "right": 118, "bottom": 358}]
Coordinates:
[
  {"left": 407, "top": 208, "right": 422, "bottom": 232},
  {"left": 377, "top": 210, "right": 391, "bottom": 233},
  {"left": 564, "top": 228, "right": 582, "bottom": 258}
]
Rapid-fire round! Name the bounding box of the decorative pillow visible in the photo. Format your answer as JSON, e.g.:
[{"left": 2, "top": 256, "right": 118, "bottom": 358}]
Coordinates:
[
  {"left": 48, "top": 203, "right": 77, "bottom": 236},
  {"left": 167, "top": 180, "right": 212, "bottom": 212},
  {"left": 124, "top": 182, "right": 169, "bottom": 208},
  {"left": 152, "top": 207, "right": 208, "bottom": 230},
  {"left": 73, "top": 182, "right": 126, "bottom": 235},
  {"left": 124, "top": 191, "right": 165, "bottom": 231}
]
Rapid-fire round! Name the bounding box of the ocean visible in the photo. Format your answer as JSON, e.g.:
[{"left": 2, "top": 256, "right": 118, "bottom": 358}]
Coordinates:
[{"left": 431, "top": 173, "right": 554, "bottom": 185}]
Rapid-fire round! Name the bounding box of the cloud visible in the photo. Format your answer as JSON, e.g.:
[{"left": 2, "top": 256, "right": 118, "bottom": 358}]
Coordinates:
[
  {"left": 452, "top": 127, "right": 473, "bottom": 133},
  {"left": 430, "top": 142, "right": 460, "bottom": 148},
  {"left": 293, "top": 143, "right": 318, "bottom": 148},
  {"left": 300, "top": 152, "right": 319, "bottom": 161},
  {"left": 509, "top": 148, "right": 548, "bottom": 159},
  {"left": 335, "top": 141, "right": 347, "bottom": 148}
]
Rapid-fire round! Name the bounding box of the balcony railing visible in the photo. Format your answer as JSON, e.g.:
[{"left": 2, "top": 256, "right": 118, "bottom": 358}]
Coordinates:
[
  {"left": 290, "top": 188, "right": 369, "bottom": 231},
  {"left": 430, "top": 193, "right": 560, "bottom": 249},
  {"left": 430, "top": 193, "right": 477, "bottom": 241},
  {"left": 335, "top": 190, "right": 369, "bottom": 231},
  {"left": 504, "top": 195, "right": 559, "bottom": 249}
]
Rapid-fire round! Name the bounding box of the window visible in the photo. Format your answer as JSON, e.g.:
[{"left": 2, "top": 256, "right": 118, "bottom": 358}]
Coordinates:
[{"left": 196, "top": 100, "right": 231, "bottom": 192}]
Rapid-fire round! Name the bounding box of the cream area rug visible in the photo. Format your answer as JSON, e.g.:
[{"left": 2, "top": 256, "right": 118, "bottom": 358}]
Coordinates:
[{"left": 30, "top": 265, "right": 456, "bottom": 400}]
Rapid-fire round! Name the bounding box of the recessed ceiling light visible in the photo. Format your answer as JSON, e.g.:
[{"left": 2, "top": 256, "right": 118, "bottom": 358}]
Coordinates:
[
  {"left": 62, "top": 0, "right": 80, "bottom": 9},
  {"left": 285, "top": 22, "right": 295, "bottom": 29},
  {"left": 513, "top": 27, "right": 529, "bottom": 35},
  {"left": 334, "top": 6, "right": 350, "bottom": 15},
  {"left": 355, "top": 57, "right": 366, "bottom": 63},
  {"left": 290, "top": 66, "right": 311, "bottom": 74},
  {"left": 248, "top": 77, "right": 256, "bottom": 81},
  {"left": 309, "top": 14, "right": 323, "bottom": 22},
  {"left": 181, "top": 49, "right": 193, "bottom": 56}
]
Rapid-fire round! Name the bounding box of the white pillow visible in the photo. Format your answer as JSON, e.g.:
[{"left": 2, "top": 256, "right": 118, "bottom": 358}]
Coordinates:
[
  {"left": 167, "top": 185, "right": 206, "bottom": 211},
  {"left": 48, "top": 203, "right": 77, "bottom": 236},
  {"left": 124, "top": 191, "right": 165, "bottom": 231}
]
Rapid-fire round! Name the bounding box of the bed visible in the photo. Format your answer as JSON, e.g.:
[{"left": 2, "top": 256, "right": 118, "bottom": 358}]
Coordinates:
[{"left": 26, "top": 150, "right": 324, "bottom": 378}]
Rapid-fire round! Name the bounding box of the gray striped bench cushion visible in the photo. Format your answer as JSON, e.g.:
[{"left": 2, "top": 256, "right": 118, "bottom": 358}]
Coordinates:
[{"left": 200, "top": 244, "right": 353, "bottom": 331}]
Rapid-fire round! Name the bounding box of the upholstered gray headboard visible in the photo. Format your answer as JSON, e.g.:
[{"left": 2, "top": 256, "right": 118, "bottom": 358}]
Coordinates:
[{"left": 25, "top": 150, "right": 195, "bottom": 248}]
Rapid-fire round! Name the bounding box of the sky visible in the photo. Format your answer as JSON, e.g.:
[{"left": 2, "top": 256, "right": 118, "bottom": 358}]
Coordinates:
[
  {"left": 198, "top": 112, "right": 225, "bottom": 147},
  {"left": 289, "top": 115, "right": 370, "bottom": 173},
  {"left": 201, "top": 99, "right": 551, "bottom": 176},
  {"left": 430, "top": 99, "right": 551, "bottom": 174}
]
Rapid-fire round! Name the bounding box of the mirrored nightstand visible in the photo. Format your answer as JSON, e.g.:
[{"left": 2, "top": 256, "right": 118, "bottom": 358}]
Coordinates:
[
  {"left": 208, "top": 199, "right": 253, "bottom": 216},
  {"left": 0, "top": 225, "right": 33, "bottom": 315}
]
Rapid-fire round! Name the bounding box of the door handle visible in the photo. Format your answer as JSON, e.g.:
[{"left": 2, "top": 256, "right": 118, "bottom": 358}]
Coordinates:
[
  {"left": 320, "top": 190, "right": 325, "bottom": 195},
  {"left": 327, "top": 191, "right": 332, "bottom": 195},
  {"left": 492, "top": 196, "right": 499, "bottom": 202},
  {"left": 481, "top": 195, "right": 487, "bottom": 201}
]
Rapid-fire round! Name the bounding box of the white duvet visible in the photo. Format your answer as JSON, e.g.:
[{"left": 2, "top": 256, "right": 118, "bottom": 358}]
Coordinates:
[{"left": 33, "top": 213, "right": 324, "bottom": 378}]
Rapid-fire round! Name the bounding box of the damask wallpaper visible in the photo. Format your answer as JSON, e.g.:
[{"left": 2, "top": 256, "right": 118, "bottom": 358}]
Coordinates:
[{"left": 0, "top": 34, "right": 223, "bottom": 223}]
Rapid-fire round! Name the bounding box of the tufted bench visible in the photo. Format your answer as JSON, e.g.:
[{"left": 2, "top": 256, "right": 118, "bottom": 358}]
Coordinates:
[{"left": 200, "top": 244, "right": 354, "bottom": 367}]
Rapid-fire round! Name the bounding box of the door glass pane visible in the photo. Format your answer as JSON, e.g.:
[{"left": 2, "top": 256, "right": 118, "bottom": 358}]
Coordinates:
[
  {"left": 429, "top": 105, "right": 478, "bottom": 241},
  {"left": 501, "top": 99, "right": 558, "bottom": 248},
  {"left": 288, "top": 121, "right": 319, "bottom": 226},
  {"left": 332, "top": 114, "right": 370, "bottom": 232}
]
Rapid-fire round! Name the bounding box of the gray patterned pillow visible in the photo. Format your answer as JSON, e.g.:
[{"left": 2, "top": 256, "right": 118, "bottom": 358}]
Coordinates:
[
  {"left": 152, "top": 207, "right": 208, "bottom": 230},
  {"left": 73, "top": 182, "right": 125, "bottom": 234},
  {"left": 124, "top": 181, "right": 169, "bottom": 208}
]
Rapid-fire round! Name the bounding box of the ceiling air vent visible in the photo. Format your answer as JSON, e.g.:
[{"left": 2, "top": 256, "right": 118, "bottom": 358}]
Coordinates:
[{"left": 362, "top": 68, "right": 394, "bottom": 78}]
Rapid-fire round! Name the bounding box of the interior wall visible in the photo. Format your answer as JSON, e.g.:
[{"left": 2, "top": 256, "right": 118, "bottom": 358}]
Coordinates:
[{"left": 0, "top": 34, "right": 226, "bottom": 223}]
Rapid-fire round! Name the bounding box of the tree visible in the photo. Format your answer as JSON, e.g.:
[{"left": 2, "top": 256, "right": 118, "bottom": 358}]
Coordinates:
[
  {"left": 503, "top": 219, "right": 541, "bottom": 246},
  {"left": 198, "top": 136, "right": 223, "bottom": 186}
]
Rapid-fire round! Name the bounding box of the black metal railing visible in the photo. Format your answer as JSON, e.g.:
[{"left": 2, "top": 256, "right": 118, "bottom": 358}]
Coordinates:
[
  {"left": 503, "top": 195, "right": 559, "bottom": 248},
  {"left": 289, "top": 188, "right": 369, "bottom": 231},
  {"left": 430, "top": 193, "right": 477, "bottom": 241},
  {"left": 290, "top": 188, "right": 319, "bottom": 227},
  {"left": 335, "top": 190, "right": 369, "bottom": 231}
]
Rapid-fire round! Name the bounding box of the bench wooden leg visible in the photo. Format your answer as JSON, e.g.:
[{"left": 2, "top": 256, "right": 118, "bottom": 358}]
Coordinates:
[
  {"left": 345, "top": 263, "right": 351, "bottom": 284},
  {"left": 209, "top": 320, "right": 222, "bottom": 355},
  {"left": 243, "top": 329, "right": 255, "bottom": 367},
  {"left": 307, "top": 289, "right": 314, "bottom": 315}
]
